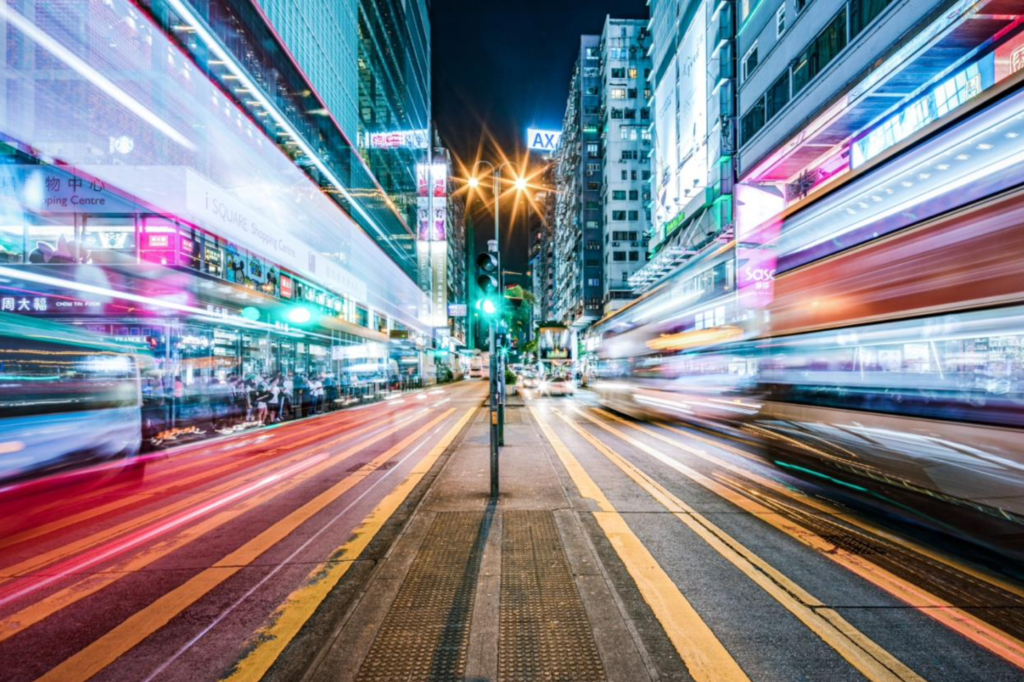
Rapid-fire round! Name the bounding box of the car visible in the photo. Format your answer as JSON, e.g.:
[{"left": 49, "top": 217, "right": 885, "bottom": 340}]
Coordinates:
[
  {"left": 540, "top": 376, "right": 575, "bottom": 397},
  {"left": 518, "top": 373, "right": 540, "bottom": 389}
]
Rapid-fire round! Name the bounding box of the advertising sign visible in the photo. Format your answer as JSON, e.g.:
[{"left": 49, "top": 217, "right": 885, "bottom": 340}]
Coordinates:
[
  {"left": 448, "top": 303, "right": 468, "bottom": 318},
  {"left": 652, "top": 0, "right": 707, "bottom": 249},
  {"left": 365, "top": 130, "right": 429, "bottom": 150},
  {"left": 416, "top": 162, "right": 448, "bottom": 242},
  {"left": 527, "top": 128, "right": 562, "bottom": 152}
]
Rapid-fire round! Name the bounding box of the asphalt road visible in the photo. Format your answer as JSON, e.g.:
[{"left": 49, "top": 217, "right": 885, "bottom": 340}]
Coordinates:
[
  {"left": 0, "top": 381, "right": 485, "bottom": 682},
  {"left": 5, "top": 380, "right": 1024, "bottom": 681},
  {"left": 524, "top": 388, "right": 1024, "bottom": 682}
]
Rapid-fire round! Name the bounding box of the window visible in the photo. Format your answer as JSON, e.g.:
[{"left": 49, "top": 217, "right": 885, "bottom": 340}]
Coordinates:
[
  {"left": 586, "top": 163, "right": 600, "bottom": 174},
  {"left": 766, "top": 73, "right": 790, "bottom": 119},
  {"left": 776, "top": 5, "right": 786, "bottom": 36},
  {"left": 642, "top": 170, "right": 651, "bottom": 180},
  {"left": 612, "top": 190, "right": 627, "bottom": 200},
  {"left": 587, "top": 278, "right": 600, "bottom": 287},
  {"left": 631, "top": 170, "right": 638, "bottom": 180},
  {"left": 628, "top": 210, "right": 639, "bottom": 221},
  {"left": 628, "top": 88, "right": 638, "bottom": 99},
  {"left": 612, "top": 210, "right": 627, "bottom": 221},
  {"left": 640, "top": 108, "right": 650, "bottom": 120},
  {"left": 741, "top": 97, "right": 766, "bottom": 145},
  {"left": 583, "top": 124, "right": 598, "bottom": 134},
  {"left": 795, "top": 0, "right": 810, "bottom": 11},
  {"left": 613, "top": 251, "right": 627, "bottom": 262},
  {"left": 588, "top": 182, "right": 600, "bottom": 191},
  {"left": 742, "top": 43, "right": 759, "bottom": 82},
  {"left": 850, "top": 0, "right": 895, "bottom": 37},
  {"left": 628, "top": 231, "right": 639, "bottom": 240},
  {"left": 621, "top": 170, "right": 628, "bottom": 180},
  {"left": 629, "top": 190, "right": 639, "bottom": 201},
  {"left": 586, "top": 47, "right": 599, "bottom": 60},
  {"left": 621, "top": 150, "right": 638, "bottom": 160},
  {"left": 610, "top": 87, "right": 627, "bottom": 99},
  {"left": 628, "top": 67, "right": 638, "bottom": 79},
  {"left": 624, "top": 109, "right": 637, "bottom": 120},
  {"left": 611, "top": 108, "right": 624, "bottom": 119},
  {"left": 629, "top": 251, "right": 639, "bottom": 261},
  {"left": 792, "top": 9, "right": 848, "bottom": 95},
  {"left": 586, "top": 142, "right": 600, "bottom": 155},
  {"left": 611, "top": 67, "right": 626, "bottom": 78},
  {"left": 583, "top": 67, "right": 599, "bottom": 78},
  {"left": 585, "top": 220, "right": 599, "bottom": 229}
]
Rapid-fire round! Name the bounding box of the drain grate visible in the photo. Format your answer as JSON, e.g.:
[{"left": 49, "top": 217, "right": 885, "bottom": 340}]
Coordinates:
[
  {"left": 820, "top": 532, "right": 889, "bottom": 556},
  {"left": 355, "top": 512, "right": 488, "bottom": 682},
  {"left": 499, "top": 510, "right": 606, "bottom": 682}
]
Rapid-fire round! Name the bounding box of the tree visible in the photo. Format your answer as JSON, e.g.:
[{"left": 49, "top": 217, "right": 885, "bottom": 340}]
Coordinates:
[{"left": 503, "top": 285, "right": 537, "bottom": 357}]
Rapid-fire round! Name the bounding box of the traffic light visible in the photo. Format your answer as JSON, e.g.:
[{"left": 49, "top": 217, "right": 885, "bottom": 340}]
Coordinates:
[{"left": 476, "top": 251, "right": 498, "bottom": 294}]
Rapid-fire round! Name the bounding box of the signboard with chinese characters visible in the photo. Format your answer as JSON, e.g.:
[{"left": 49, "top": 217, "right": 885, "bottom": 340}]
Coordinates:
[
  {"left": 416, "top": 162, "right": 448, "bottom": 242},
  {"left": 365, "top": 130, "right": 429, "bottom": 150},
  {"left": 526, "top": 128, "right": 562, "bottom": 152},
  {"left": 447, "top": 303, "right": 467, "bottom": 318}
]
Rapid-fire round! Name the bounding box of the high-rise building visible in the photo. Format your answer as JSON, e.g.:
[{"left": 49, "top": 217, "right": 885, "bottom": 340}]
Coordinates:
[
  {"left": 632, "top": 0, "right": 737, "bottom": 294},
  {"left": 553, "top": 19, "right": 654, "bottom": 328},
  {"left": 554, "top": 35, "right": 603, "bottom": 329},
  {"left": 257, "top": 0, "right": 431, "bottom": 259},
  {"left": 598, "top": 17, "right": 653, "bottom": 313}
]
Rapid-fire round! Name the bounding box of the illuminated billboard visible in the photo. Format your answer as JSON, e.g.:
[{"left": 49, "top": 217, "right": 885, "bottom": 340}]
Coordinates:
[
  {"left": 527, "top": 128, "right": 562, "bottom": 152},
  {"left": 364, "top": 130, "right": 429, "bottom": 150}
]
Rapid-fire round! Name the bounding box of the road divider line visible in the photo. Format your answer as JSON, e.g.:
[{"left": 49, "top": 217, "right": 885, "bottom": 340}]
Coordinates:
[
  {"left": 0, "top": 408, "right": 440, "bottom": 642},
  {"left": 0, "top": 410, "right": 415, "bottom": 583},
  {"left": 588, "top": 408, "right": 1024, "bottom": 672},
  {"left": 531, "top": 407, "right": 751, "bottom": 682},
  {"left": 562, "top": 408, "right": 924, "bottom": 682},
  {"left": 36, "top": 409, "right": 457, "bottom": 682},
  {"left": 221, "top": 406, "right": 478, "bottom": 682}
]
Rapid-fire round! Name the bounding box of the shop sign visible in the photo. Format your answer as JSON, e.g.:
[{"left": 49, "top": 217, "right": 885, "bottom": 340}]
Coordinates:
[
  {"left": 389, "top": 329, "right": 409, "bottom": 340},
  {"left": 448, "top": 303, "right": 467, "bottom": 317},
  {"left": 280, "top": 275, "right": 294, "bottom": 299}
]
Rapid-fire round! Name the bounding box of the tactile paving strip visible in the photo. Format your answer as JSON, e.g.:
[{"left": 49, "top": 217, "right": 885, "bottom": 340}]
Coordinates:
[
  {"left": 355, "top": 512, "right": 489, "bottom": 682},
  {"left": 499, "top": 510, "right": 606, "bottom": 681}
]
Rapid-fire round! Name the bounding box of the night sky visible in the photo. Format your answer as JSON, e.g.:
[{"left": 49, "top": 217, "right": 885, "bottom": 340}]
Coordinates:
[{"left": 430, "top": 0, "right": 649, "bottom": 270}]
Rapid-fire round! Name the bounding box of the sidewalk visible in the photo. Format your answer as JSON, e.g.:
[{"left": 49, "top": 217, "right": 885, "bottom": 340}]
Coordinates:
[{"left": 297, "top": 394, "right": 648, "bottom": 682}]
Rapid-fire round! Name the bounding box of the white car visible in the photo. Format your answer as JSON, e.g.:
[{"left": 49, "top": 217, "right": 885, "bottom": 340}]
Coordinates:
[{"left": 540, "top": 376, "right": 575, "bottom": 396}]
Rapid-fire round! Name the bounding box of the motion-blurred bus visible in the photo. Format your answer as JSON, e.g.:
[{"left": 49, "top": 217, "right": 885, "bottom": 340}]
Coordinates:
[{"left": 0, "top": 314, "right": 143, "bottom": 484}]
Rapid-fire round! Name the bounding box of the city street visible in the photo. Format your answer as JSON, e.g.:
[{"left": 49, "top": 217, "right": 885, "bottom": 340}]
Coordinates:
[
  {"left": 5, "top": 382, "right": 1022, "bottom": 680},
  {"left": 0, "top": 383, "right": 483, "bottom": 682}
]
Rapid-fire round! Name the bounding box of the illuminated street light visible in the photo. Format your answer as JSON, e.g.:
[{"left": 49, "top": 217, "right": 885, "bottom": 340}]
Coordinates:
[
  {"left": 514, "top": 176, "right": 528, "bottom": 192},
  {"left": 468, "top": 176, "right": 480, "bottom": 189}
]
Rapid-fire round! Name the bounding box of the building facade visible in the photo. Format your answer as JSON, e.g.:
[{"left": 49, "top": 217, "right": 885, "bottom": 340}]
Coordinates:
[
  {"left": 598, "top": 17, "right": 654, "bottom": 314},
  {"left": 632, "top": 0, "right": 737, "bottom": 294},
  {"left": 554, "top": 35, "right": 603, "bottom": 329},
  {"left": 257, "top": 0, "right": 432, "bottom": 246},
  {"left": 0, "top": 0, "right": 444, "bottom": 446}
]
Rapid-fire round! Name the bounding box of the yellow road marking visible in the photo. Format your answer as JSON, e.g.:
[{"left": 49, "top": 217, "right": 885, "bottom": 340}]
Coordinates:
[
  {"left": 222, "top": 407, "right": 478, "bottom": 682},
  {"left": 0, "top": 410, "right": 432, "bottom": 644},
  {"left": 0, "top": 411, "right": 401, "bottom": 580},
  {"left": 36, "top": 408, "right": 457, "bottom": 682},
  {"left": 560, "top": 408, "right": 923, "bottom": 682},
  {"left": 651, "top": 419, "right": 1024, "bottom": 603},
  {"left": 588, "top": 408, "right": 1024, "bottom": 672},
  {"left": 531, "top": 407, "right": 750, "bottom": 682}
]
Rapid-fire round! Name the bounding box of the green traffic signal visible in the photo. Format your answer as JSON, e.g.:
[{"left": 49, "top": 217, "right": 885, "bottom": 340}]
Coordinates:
[{"left": 482, "top": 298, "right": 497, "bottom": 315}]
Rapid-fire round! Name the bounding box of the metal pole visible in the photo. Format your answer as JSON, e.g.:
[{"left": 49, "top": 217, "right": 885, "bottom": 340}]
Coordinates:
[
  {"left": 494, "top": 168, "right": 505, "bottom": 446},
  {"left": 489, "top": 321, "right": 499, "bottom": 497}
]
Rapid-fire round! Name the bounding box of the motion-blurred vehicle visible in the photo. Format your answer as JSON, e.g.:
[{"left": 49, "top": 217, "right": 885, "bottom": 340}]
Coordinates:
[
  {"left": 587, "top": 88, "right": 1024, "bottom": 558},
  {"left": 0, "top": 314, "right": 144, "bottom": 484},
  {"left": 540, "top": 376, "right": 575, "bottom": 397}
]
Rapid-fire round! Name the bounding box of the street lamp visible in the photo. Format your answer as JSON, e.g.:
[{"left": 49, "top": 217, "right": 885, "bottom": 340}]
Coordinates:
[{"left": 466, "top": 159, "right": 530, "bottom": 496}]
